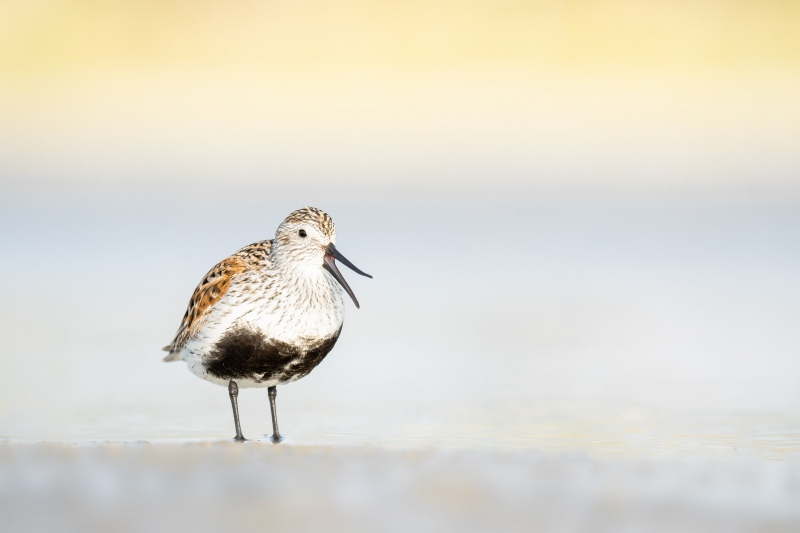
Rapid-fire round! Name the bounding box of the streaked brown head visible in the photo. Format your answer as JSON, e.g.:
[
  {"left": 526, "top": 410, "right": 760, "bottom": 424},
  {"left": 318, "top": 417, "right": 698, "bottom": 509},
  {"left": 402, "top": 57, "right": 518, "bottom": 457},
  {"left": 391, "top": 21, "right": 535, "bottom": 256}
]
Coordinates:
[{"left": 275, "top": 207, "right": 372, "bottom": 308}]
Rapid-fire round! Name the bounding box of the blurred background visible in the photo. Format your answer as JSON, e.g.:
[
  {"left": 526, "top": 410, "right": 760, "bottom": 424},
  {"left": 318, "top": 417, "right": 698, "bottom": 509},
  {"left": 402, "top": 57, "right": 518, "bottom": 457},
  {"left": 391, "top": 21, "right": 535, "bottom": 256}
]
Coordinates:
[{"left": 1, "top": 0, "right": 799, "bottom": 455}]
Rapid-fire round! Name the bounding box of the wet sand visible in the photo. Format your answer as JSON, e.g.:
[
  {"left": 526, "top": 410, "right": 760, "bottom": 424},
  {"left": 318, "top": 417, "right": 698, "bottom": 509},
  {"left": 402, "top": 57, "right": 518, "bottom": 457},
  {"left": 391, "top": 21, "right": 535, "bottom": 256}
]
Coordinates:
[{"left": 1, "top": 440, "right": 799, "bottom": 533}]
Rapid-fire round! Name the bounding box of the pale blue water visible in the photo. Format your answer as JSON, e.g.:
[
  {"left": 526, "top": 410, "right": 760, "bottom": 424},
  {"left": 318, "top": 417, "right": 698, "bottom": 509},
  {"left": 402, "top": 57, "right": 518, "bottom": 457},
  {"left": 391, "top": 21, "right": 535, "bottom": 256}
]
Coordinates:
[{"left": 0, "top": 183, "right": 798, "bottom": 459}]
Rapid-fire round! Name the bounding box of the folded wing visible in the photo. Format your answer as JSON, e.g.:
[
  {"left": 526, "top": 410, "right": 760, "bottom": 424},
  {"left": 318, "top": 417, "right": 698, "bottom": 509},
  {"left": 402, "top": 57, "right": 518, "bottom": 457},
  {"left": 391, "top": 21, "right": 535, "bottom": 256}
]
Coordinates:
[{"left": 162, "top": 240, "right": 272, "bottom": 360}]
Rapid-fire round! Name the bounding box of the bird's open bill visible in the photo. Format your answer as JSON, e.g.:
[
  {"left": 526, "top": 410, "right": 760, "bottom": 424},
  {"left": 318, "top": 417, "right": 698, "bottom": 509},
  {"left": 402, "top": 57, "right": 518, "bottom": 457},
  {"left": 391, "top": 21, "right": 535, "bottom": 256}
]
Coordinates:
[{"left": 322, "top": 243, "right": 373, "bottom": 309}]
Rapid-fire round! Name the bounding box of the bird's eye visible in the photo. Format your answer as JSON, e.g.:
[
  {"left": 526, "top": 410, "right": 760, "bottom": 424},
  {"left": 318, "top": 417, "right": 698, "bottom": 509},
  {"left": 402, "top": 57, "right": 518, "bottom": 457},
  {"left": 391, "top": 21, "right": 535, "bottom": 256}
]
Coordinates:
[{"left": 298, "top": 229, "right": 307, "bottom": 238}]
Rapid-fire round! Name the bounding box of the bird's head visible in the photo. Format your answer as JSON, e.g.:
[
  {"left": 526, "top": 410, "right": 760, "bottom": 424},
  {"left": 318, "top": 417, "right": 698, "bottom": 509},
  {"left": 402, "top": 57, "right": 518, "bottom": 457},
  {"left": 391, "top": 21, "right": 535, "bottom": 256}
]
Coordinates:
[{"left": 275, "top": 206, "right": 372, "bottom": 308}]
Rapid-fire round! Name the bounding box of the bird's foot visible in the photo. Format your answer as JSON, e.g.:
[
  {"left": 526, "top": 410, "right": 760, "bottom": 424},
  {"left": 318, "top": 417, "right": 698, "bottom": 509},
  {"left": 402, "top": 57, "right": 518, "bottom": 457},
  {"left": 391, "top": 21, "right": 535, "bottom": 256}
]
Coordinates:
[{"left": 270, "top": 433, "right": 283, "bottom": 444}]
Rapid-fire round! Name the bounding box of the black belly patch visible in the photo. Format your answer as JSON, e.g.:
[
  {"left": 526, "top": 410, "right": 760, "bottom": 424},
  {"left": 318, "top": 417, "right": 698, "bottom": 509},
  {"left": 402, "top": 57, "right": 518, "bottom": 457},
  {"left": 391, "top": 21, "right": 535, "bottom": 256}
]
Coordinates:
[{"left": 204, "top": 326, "right": 341, "bottom": 383}]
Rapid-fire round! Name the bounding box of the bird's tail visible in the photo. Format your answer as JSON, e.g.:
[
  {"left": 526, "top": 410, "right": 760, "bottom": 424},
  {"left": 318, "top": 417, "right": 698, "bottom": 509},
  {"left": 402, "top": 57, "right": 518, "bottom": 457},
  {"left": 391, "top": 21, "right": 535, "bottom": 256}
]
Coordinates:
[{"left": 162, "top": 345, "right": 182, "bottom": 362}]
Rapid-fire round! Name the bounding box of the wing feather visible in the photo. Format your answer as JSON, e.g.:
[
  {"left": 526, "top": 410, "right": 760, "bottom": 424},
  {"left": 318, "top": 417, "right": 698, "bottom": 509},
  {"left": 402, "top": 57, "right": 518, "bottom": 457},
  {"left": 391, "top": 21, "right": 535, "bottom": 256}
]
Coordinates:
[{"left": 163, "top": 240, "right": 272, "bottom": 358}]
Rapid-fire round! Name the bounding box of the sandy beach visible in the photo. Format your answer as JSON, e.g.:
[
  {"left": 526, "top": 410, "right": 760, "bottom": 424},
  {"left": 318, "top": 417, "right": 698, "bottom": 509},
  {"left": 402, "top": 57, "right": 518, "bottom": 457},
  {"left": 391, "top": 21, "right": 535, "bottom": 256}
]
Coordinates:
[
  {"left": 0, "top": 441, "right": 800, "bottom": 532},
  {"left": 2, "top": 440, "right": 799, "bottom": 533},
  {"left": 3, "top": 398, "right": 800, "bottom": 532}
]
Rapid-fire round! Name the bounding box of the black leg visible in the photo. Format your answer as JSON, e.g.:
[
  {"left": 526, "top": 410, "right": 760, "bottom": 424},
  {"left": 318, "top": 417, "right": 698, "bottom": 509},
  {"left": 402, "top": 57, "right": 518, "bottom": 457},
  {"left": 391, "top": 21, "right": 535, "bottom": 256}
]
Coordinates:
[
  {"left": 268, "top": 386, "right": 283, "bottom": 443},
  {"left": 228, "top": 380, "right": 245, "bottom": 441}
]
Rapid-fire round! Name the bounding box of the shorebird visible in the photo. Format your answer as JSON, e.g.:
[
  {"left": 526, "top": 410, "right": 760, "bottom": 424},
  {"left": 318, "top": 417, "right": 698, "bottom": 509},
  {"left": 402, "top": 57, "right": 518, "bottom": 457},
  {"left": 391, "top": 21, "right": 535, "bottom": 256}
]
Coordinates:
[{"left": 163, "top": 207, "right": 372, "bottom": 442}]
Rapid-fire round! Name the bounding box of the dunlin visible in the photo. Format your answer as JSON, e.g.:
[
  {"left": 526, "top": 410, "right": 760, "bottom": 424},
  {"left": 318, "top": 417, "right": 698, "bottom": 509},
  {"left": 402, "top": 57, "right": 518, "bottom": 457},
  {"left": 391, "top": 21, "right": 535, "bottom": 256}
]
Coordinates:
[{"left": 163, "top": 207, "right": 372, "bottom": 442}]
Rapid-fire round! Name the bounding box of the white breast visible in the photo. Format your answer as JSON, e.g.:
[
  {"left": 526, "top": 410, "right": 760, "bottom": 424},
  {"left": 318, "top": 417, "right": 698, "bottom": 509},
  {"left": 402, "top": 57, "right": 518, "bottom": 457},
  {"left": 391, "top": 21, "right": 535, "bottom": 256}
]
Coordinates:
[{"left": 187, "top": 265, "right": 345, "bottom": 358}]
